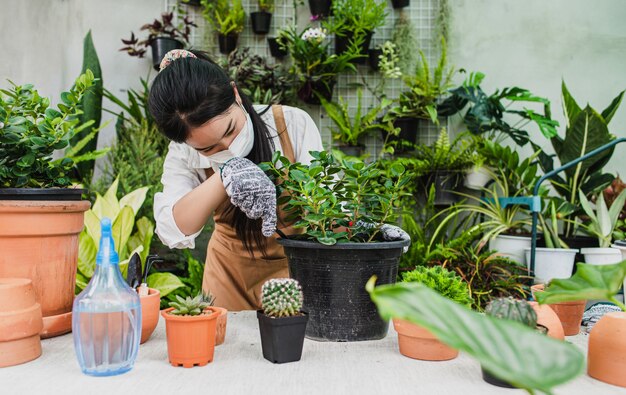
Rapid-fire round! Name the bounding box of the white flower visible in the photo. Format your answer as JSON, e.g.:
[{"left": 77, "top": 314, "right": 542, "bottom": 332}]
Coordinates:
[{"left": 301, "top": 27, "right": 327, "bottom": 43}]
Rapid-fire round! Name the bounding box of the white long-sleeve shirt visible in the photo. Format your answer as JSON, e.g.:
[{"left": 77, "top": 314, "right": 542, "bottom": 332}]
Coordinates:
[{"left": 153, "top": 105, "right": 324, "bottom": 249}]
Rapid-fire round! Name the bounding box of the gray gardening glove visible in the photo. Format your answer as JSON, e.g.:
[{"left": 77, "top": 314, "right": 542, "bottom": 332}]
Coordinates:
[
  {"left": 220, "top": 157, "right": 277, "bottom": 237},
  {"left": 356, "top": 220, "right": 411, "bottom": 253}
]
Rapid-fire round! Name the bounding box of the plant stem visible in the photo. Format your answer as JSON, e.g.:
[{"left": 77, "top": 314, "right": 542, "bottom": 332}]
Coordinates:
[{"left": 609, "top": 296, "right": 626, "bottom": 312}]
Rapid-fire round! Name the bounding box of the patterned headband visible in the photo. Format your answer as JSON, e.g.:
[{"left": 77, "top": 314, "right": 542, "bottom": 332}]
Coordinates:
[{"left": 159, "top": 49, "right": 197, "bottom": 71}]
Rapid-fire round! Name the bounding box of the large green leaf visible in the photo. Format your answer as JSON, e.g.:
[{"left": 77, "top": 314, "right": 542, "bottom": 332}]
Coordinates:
[
  {"left": 127, "top": 216, "right": 154, "bottom": 266},
  {"left": 535, "top": 260, "right": 626, "bottom": 308},
  {"left": 77, "top": 229, "right": 98, "bottom": 279},
  {"left": 83, "top": 209, "right": 101, "bottom": 246},
  {"left": 561, "top": 81, "right": 581, "bottom": 128},
  {"left": 112, "top": 206, "right": 134, "bottom": 258},
  {"left": 119, "top": 186, "right": 149, "bottom": 216},
  {"left": 367, "top": 279, "right": 584, "bottom": 394},
  {"left": 147, "top": 272, "right": 185, "bottom": 297},
  {"left": 601, "top": 90, "right": 624, "bottom": 124}
]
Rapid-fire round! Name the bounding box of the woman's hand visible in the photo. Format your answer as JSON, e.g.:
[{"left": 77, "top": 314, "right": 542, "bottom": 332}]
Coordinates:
[{"left": 221, "top": 157, "right": 277, "bottom": 237}]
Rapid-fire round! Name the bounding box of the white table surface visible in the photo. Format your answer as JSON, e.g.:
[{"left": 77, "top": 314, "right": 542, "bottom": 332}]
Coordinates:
[{"left": 1, "top": 311, "right": 625, "bottom": 395}]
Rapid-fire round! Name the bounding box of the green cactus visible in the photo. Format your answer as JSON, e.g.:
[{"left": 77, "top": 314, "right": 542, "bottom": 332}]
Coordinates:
[
  {"left": 168, "top": 293, "right": 212, "bottom": 316},
  {"left": 261, "top": 278, "right": 303, "bottom": 318},
  {"left": 485, "top": 297, "right": 537, "bottom": 328}
]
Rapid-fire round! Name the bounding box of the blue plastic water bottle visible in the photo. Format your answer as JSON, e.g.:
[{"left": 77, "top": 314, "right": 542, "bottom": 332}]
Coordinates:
[{"left": 72, "top": 218, "right": 141, "bottom": 376}]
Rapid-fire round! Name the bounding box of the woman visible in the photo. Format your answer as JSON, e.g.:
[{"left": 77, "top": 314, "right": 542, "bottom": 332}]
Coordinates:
[{"left": 149, "top": 49, "right": 324, "bottom": 310}]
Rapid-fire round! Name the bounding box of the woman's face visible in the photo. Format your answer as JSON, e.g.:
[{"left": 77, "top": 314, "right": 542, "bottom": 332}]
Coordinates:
[{"left": 186, "top": 102, "right": 247, "bottom": 157}]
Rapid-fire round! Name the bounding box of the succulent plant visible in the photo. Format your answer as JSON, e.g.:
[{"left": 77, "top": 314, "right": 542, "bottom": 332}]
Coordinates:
[
  {"left": 168, "top": 293, "right": 212, "bottom": 316},
  {"left": 261, "top": 278, "right": 303, "bottom": 318},
  {"left": 485, "top": 297, "right": 537, "bottom": 328}
]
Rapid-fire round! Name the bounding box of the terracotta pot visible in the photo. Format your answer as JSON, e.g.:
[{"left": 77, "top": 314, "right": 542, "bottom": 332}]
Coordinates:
[
  {"left": 161, "top": 306, "right": 220, "bottom": 368},
  {"left": 0, "top": 200, "right": 90, "bottom": 338},
  {"left": 529, "top": 302, "right": 564, "bottom": 340},
  {"left": 531, "top": 284, "right": 585, "bottom": 336},
  {"left": 213, "top": 306, "right": 228, "bottom": 346},
  {"left": 588, "top": 312, "right": 626, "bottom": 387},
  {"left": 393, "top": 318, "right": 458, "bottom": 361},
  {"left": 140, "top": 288, "right": 160, "bottom": 344},
  {"left": 0, "top": 278, "right": 44, "bottom": 367}
]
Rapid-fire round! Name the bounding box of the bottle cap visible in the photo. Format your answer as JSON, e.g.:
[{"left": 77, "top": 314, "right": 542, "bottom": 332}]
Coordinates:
[{"left": 96, "top": 217, "right": 119, "bottom": 266}]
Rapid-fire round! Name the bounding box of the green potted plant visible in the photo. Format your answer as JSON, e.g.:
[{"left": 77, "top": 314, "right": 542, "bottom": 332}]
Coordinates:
[
  {"left": 393, "top": 266, "right": 472, "bottom": 361},
  {"left": 261, "top": 150, "right": 410, "bottom": 341},
  {"left": 0, "top": 72, "right": 99, "bottom": 338},
  {"left": 578, "top": 189, "right": 626, "bottom": 264},
  {"left": 201, "top": 0, "right": 246, "bottom": 54},
  {"left": 413, "top": 128, "right": 474, "bottom": 206},
  {"left": 160, "top": 293, "right": 221, "bottom": 367},
  {"left": 320, "top": 88, "right": 391, "bottom": 156},
  {"left": 251, "top": 0, "right": 274, "bottom": 35},
  {"left": 120, "top": 11, "right": 197, "bottom": 70},
  {"left": 257, "top": 278, "right": 308, "bottom": 363},
  {"left": 367, "top": 278, "right": 584, "bottom": 394},
  {"left": 535, "top": 259, "right": 626, "bottom": 388},
  {"left": 324, "top": 0, "right": 387, "bottom": 62},
  {"left": 279, "top": 26, "right": 361, "bottom": 104},
  {"left": 267, "top": 27, "right": 289, "bottom": 59}
]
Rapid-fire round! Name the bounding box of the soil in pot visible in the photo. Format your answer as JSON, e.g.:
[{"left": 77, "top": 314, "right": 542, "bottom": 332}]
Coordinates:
[
  {"left": 257, "top": 310, "right": 308, "bottom": 363},
  {"left": 150, "top": 37, "right": 183, "bottom": 71},
  {"left": 393, "top": 318, "right": 458, "bottom": 361},
  {"left": 587, "top": 312, "right": 626, "bottom": 387},
  {"left": 161, "top": 307, "right": 220, "bottom": 368},
  {"left": 251, "top": 11, "right": 272, "bottom": 34},
  {"left": 279, "top": 238, "right": 409, "bottom": 341},
  {"left": 0, "top": 278, "right": 43, "bottom": 368},
  {"left": 140, "top": 288, "right": 160, "bottom": 344}
]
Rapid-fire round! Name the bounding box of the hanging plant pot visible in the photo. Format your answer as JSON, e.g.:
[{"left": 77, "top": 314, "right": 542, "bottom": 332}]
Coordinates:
[
  {"left": 0, "top": 278, "right": 43, "bottom": 368},
  {"left": 150, "top": 37, "right": 184, "bottom": 71},
  {"left": 267, "top": 37, "right": 288, "bottom": 58},
  {"left": 382, "top": 117, "right": 419, "bottom": 153},
  {"left": 335, "top": 31, "right": 373, "bottom": 64},
  {"left": 587, "top": 311, "right": 626, "bottom": 387},
  {"left": 308, "top": 0, "right": 332, "bottom": 18},
  {"left": 257, "top": 310, "right": 308, "bottom": 363},
  {"left": 420, "top": 171, "right": 461, "bottom": 206},
  {"left": 488, "top": 234, "right": 531, "bottom": 266},
  {"left": 336, "top": 144, "right": 365, "bottom": 157},
  {"left": 278, "top": 238, "right": 409, "bottom": 341},
  {"left": 393, "top": 318, "right": 458, "bottom": 361},
  {"left": 464, "top": 165, "right": 493, "bottom": 190},
  {"left": 218, "top": 33, "right": 239, "bottom": 55},
  {"left": 139, "top": 288, "right": 160, "bottom": 344},
  {"left": 0, "top": 189, "right": 90, "bottom": 338},
  {"left": 297, "top": 78, "right": 336, "bottom": 105},
  {"left": 250, "top": 11, "right": 272, "bottom": 35},
  {"left": 368, "top": 48, "right": 383, "bottom": 71},
  {"left": 391, "top": 0, "right": 410, "bottom": 8}
]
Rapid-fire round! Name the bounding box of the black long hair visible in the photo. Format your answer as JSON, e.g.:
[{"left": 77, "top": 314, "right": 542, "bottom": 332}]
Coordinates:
[{"left": 148, "top": 50, "right": 275, "bottom": 257}]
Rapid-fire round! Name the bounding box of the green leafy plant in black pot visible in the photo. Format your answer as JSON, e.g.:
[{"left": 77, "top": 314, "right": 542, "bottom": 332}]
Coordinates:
[
  {"left": 120, "top": 11, "right": 197, "bottom": 70},
  {"left": 201, "top": 0, "right": 246, "bottom": 54},
  {"left": 261, "top": 150, "right": 410, "bottom": 341},
  {"left": 257, "top": 278, "right": 308, "bottom": 363},
  {"left": 251, "top": 0, "right": 274, "bottom": 35}
]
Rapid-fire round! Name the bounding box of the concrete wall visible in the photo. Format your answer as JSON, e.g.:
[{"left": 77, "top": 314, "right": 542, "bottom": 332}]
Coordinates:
[{"left": 2, "top": 0, "right": 626, "bottom": 172}]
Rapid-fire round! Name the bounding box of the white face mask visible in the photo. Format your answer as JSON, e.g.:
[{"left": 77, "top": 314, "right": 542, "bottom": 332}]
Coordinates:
[{"left": 206, "top": 104, "right": 254, "bottom": 169}]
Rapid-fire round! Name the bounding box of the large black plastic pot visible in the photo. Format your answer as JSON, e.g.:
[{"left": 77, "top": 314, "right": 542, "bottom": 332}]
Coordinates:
[
  {"left": 251, "top": 12, "right": 272, "bottom": 35},
  {"left": 267, "top": 37, "right": 288, "bottom": 58},
  {"left": 0, "top": 188, "right": 86, "bottom": 201},
  {"left": 150, "top": 37, "right": 184, "bottom": 71},
  {"left": 278, "top": 238, "right": 410, "bottom": 342},
  {"left": 335, "top": 31, "right": 373, "bottom": 64},
  {"left": 218, "top": 34, "right": 239, "bottom": 54},
  {"left": 297, "top": 78, "right": 336, "bottom": 105},
  {"left": 257, "top": 310, "right": 308, "bottom": 363},
  {"left": 308, "top": 0, "right": 332, "bottom": 18}
]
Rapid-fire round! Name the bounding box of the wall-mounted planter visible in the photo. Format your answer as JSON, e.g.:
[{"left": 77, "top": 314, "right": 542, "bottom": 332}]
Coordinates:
[
  {"left": 335, "top": 31, "right": 373, "bottom": 64},
  {"left": 524, "top": 247, "right": 578, "bottom": 284},
  {"left": 308, "top": 0, "right": 332, "bottom": 18},
  {"left": 218, "top": 33, "right": 239, "bottom": 55},
  {"left": 368, "top": 48, "right": 383, "bottom": 71},
  {"left": 0, "top": 278, "right": 43, "bottom": 368},
  {"left": 391, "top": 0, "right": 410, "bottom": 8},
  {"left": 297, "top": 78, "right": 335, "bottom": 105},
  {"left": 464, "top": 166, "right": 493, "bottom": 190},
  {"left": 257, "top": 310, "right": 308, "bottom": 363},
  {"left": 251, "top": 11, "right": 272, "bottom": 35},
  {"left": 267, "top": 37, "right": 288, "bottom": 58},
  {"left": 150, "top": 37, "right": 184, "bottom": 71}
]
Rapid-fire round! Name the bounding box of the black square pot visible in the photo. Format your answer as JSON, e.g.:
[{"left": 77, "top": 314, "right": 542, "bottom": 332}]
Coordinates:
[
  {"left": 251, "top": 11, "right": 272, "bottom": 35},
  {"left": 150, "top": 37, "right": 184, "bottom": 71},
  {"left": 267, "top": 37, "right": 288, "bottom": 58},
  {"left": 335, "top": 31, "right": 373, "bottom": 64},
  {"left": 257, "top": 310, "right": 308, "bottom": 363},
  {"left": 368, "top": 48, "right": 383, "bottom": 71},
  {"left": 391, "top": 0, "right": 410, "bottom": 8},
  {"left": 218, "top": 33, "right": 239, "bottom": 54},
  {"left": 308, "top": 0, "right": 332, "bottom": 18}
]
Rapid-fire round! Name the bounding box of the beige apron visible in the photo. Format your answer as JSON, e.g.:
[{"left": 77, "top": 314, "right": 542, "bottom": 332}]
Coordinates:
[{"left": 202, "top": 105, "right": 299, "bottom": 311}]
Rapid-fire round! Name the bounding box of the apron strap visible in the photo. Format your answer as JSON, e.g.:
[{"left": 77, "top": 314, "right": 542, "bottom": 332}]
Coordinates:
[{"left": 272, "top": 105, "right": 296, "bottom": 163}]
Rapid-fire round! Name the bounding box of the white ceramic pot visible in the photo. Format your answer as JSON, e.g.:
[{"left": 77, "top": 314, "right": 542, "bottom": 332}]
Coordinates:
[
  {"left": 580, "top": 248, "right": 623, "bottom": 265},
  {"left": 524, "top": 247, "right": 578, "bottom": 284},
  {"left": 611, "top": 244, "right": 626, "bottom": 261},
  {"left": 464, "top": 166, "right": 492, "bottom": 190},
  {"left": 489, "top": 235, "right": 531, "bottom": 265}
]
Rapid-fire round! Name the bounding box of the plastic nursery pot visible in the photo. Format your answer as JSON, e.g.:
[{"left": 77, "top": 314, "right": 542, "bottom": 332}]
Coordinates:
[
  {"left": 257, "top": 310, "right": 309, "bottom": 363},
  {"left": 420, "top": 171, "right": 461, "bottom": 206},
  {"left": 297, "top": 79, "right": 336, "bottom": 105},
  {"left": 0, "top": 278, "right": 44, "bottom": 368},
  {"left": 334, "top": 31, "right": 373, "bottom": 64},
  {"left": 161, "top": 307, "right": 220, "bottom": 368},
  {"left": 214, "top": 306, "right": 228, "bottom": 346},
  {"left": 531, "top": 284, "right": 585, "bottom": 336},
  {"left": 580, "top": 247, "right": 623, "bottom": 265},
  {"left": 308, "top": 0, "right": 332, "bottom": 18},
  {"left": 0, "top": 195, "right": 90, "bottom": 338},
  {"left": 368, "top": 48, "right": 383, "bottom": 71},
  {"left": 524, "top": 247, "right": 578, "bottom": 284},
  {"left": 267, "top": 37, "right": 288, "bottom": 58},
  {"left": 218, "top": 33, "right": 239, "bottom": 55},
  {"left": 279, "top": 238, "right": 409, "bottom": 341},
  {"left": 588, "top": 312, "right": 626, "bottom": 387},
  {"left": 150, "top": 37, "right": 183, "bottom": 71},
  {"left": 140, "top": 288, "right": 160, "bottom": 344},
  {"left": 250, "top": 11, "right": 272, "bottom": 35},
  {"left": 528, "top": 301, "right": 564, "bottom": 340},
  {"left": 392, "top": 318, "right": 458, "bottom": 361},
  {"left": 382, "top": 117, "right": 418, "bottom": 151},
  {"left": 391, "top": 0, "right": 410, "bottom": 8},
  {"left": 488, "top": 234, "right": 531, "bottom": 266}
]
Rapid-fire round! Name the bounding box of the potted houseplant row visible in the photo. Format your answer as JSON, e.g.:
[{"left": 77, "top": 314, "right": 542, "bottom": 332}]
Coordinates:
[
  {"left": 261, "top": 150, "right": 410, "bottom": 341},
  {"left": 257, "top": 278, "right": 308, "bottom": 363}
]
